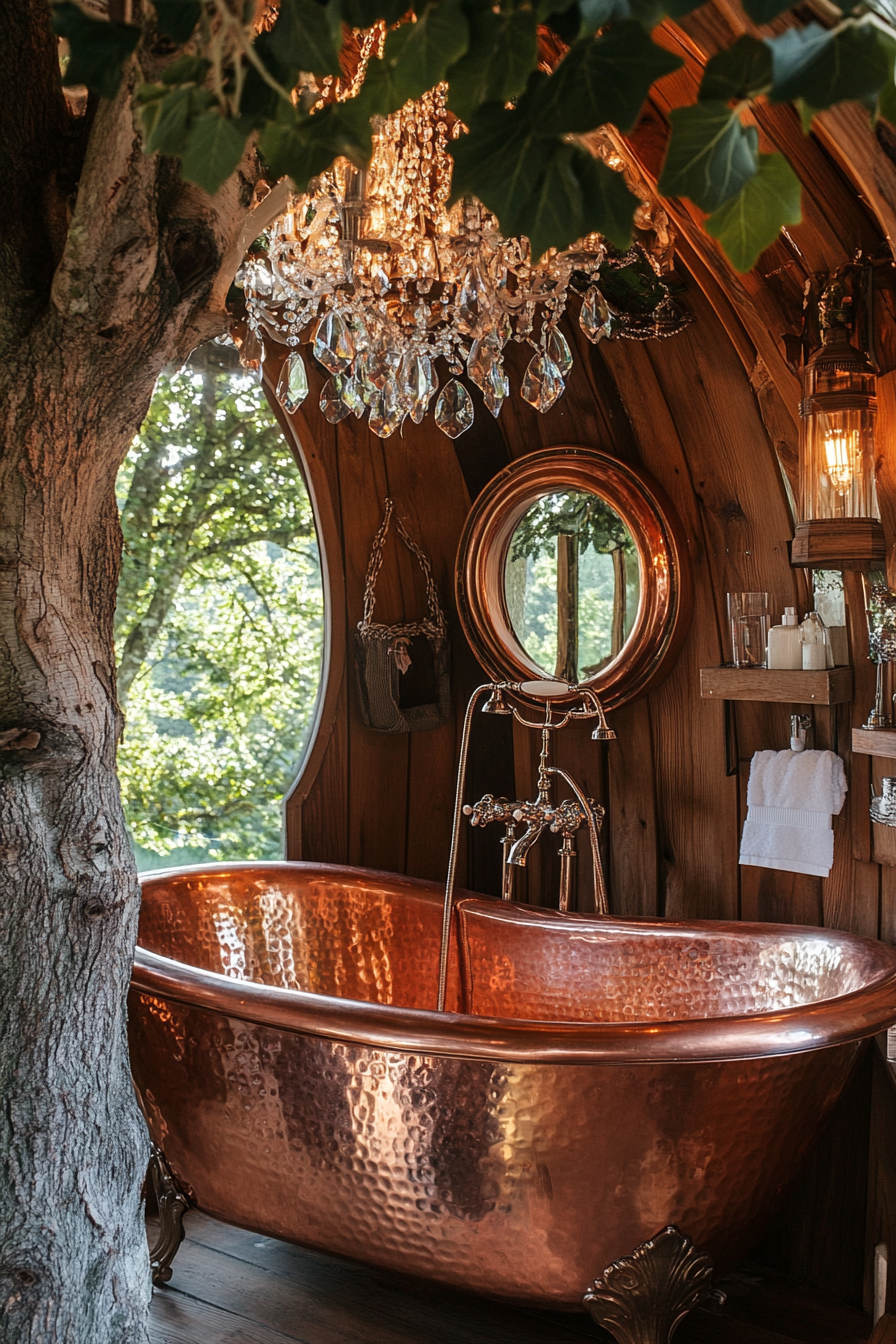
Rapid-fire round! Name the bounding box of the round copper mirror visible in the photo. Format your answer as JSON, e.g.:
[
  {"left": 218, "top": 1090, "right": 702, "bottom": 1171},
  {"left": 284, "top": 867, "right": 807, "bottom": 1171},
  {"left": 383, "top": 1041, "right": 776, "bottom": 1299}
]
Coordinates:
[{"left": 456, "top": 446, "right": 692, "bottom": 709}]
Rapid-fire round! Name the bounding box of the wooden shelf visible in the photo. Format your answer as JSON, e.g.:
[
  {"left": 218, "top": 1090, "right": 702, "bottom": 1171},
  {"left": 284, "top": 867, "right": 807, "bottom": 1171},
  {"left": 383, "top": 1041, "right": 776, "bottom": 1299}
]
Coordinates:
[
  {"left": 853, "top": 727, "right": 896, "bottom": 757},
  {"left": 700, "top": 666, "right": 853, "bottom": 704}
]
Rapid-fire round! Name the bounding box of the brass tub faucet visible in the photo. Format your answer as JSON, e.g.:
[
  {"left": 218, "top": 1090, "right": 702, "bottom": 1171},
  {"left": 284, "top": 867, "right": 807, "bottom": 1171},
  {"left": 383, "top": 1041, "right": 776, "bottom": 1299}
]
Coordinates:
[{"left": 438, "top": 679, "right": 614, "bottom": 1011}]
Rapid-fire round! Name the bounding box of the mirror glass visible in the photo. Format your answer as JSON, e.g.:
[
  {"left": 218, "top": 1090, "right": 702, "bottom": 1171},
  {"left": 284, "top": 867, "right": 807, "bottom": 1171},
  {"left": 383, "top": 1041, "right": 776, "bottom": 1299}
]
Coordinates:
[{"left": 504, "top": 489, "right": 639, "bottom": 682}]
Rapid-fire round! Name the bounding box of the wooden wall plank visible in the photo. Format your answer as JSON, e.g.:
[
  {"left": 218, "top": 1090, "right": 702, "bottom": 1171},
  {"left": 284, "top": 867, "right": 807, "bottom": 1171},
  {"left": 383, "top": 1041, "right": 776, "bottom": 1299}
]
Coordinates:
[
  {"left": 760, "top": 1047, "right": 873, "bottom": 1309},
  {"left": 819, "top": 573, "right": 880, "bottom": 936},
  {"left": 873, "top": 371, "right": 896, "bottom": 584},
  {"left": 865, "top": 1049, "right": 896, "bottom": 1318},
  {"left": 607, "top": 276, "right": 804, "bottom": 920},
  {"left": 269, "top": 348, "right": 351, "bottom": 865},
  {"left": 882, "top": 866, "right": 896, "bottom": 945},
  {"left": 597, "top": 332, "right": 739, "bottom": 919},
  {"left": 606, "top": 697, "right": 659, "bottom": 917},
  {"left": 384, "top": 422, "right": 473, "bottom": 883}
]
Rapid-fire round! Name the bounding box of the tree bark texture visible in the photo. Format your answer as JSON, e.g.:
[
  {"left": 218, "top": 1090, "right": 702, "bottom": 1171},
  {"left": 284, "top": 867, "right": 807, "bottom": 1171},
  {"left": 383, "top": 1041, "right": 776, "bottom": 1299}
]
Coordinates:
[
  {"left": 0, "top": 9, "right": 257, "bottom": 1340},
  {"left": 554, "top": 532, "right": 579, "bottom": 683},
  {"left": 611, "top": 546, "right": 626, "bottom": 658}
]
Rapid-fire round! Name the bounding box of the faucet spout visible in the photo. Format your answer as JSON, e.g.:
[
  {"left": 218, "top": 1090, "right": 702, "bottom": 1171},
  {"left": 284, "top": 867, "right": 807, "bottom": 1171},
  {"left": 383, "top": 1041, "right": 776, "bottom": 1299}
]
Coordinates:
[{"left": 507, "top": 818, "right": 546, "bottom": 867}]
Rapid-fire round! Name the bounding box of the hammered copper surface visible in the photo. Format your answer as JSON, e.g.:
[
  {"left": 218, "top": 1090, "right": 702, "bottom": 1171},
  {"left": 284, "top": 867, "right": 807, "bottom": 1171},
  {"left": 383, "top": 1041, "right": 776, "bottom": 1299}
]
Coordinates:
[
  {"left": 130, "top": 862, "right": 896, "bottom": 1308},
  {"left": 137, "top": 861, "right": 464, "bottom": 1010},
  {"left": 457, "top": 900, "right": 876, "bottom": 1022}
]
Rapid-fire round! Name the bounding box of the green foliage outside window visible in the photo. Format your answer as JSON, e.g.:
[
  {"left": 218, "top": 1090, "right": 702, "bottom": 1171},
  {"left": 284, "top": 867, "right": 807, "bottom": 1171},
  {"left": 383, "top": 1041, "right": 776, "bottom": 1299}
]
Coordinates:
[
  {"left": 510, "top": 489, "right": 635, "bottom": 562},
  {"left": 115, "top": 356, "right": 323, "bottom": 868}
]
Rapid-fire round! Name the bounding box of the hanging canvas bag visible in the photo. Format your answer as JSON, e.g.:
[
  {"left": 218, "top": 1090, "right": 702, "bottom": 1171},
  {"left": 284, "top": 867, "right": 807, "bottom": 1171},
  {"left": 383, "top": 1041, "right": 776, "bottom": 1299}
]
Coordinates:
[{"left": 354, "top": 499, "right": 451, "bottom": 733}]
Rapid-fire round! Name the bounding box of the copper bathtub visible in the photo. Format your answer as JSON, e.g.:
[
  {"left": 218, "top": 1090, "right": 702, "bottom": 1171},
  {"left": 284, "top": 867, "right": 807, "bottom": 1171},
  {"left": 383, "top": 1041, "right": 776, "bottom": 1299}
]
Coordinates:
[{"left": 129, "top": 861, "right": 896, "bottom": 1308}]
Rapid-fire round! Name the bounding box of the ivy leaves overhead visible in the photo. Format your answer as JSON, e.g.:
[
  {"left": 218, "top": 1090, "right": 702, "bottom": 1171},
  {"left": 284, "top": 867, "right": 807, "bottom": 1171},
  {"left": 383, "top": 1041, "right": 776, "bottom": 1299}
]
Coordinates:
[
  {"left": 54, "top": 0, "right": 896, "bottom": 274},
  {"left": 704, "top": 152, "right": 802, "bottom": 272},
  {"left": 54, "top": 1, "right": 140, "bottom": 100}
]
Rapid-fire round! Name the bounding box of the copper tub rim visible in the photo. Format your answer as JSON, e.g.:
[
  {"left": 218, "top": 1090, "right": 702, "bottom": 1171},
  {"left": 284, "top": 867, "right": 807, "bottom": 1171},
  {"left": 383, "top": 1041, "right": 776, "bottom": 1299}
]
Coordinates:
[{"left": 133, "top": 862, "right": 896, "bottom": 1066}]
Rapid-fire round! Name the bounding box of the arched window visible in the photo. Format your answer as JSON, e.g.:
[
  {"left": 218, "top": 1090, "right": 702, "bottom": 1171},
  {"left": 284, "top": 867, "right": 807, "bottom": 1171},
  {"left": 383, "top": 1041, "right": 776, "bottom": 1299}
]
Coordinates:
[{"left": 115, "top": 344, "right": 323, "bottom": 868}]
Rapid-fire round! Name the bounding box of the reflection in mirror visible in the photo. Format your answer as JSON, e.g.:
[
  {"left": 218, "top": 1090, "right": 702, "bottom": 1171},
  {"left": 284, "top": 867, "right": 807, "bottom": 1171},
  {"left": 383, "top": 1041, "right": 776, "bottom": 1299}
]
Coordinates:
[{"left": 504, "top": 490, "right": 639, "bottom": 682}]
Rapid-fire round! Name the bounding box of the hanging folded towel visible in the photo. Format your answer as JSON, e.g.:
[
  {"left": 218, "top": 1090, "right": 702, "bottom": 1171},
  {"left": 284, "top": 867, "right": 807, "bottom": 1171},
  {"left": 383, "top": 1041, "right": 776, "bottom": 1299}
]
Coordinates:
[{"left": 739, "top": 749, "right": 847, "bottom": 878}]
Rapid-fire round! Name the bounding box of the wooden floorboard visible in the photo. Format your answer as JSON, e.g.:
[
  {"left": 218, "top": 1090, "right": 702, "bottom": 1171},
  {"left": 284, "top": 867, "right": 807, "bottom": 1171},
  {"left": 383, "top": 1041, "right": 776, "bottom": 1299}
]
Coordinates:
[{"left": 147, "top": 1214, "right": 873, "bottom": 1344}]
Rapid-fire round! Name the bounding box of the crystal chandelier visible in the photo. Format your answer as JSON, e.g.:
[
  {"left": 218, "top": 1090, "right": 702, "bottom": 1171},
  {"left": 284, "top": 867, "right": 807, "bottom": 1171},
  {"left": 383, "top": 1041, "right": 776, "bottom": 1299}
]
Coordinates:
[{"left": 235, "top": 67, "right": 687, "bottom": 438}]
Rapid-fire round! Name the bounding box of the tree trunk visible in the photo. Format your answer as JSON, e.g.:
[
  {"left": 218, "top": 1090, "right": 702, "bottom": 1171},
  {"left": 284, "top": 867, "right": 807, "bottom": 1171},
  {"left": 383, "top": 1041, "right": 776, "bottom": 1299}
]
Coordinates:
[
  {"left": 0, "top": 15, "right": 257, "bottom": 1337},
  {"left": 611, "top": 546, "right": 627, "bottom": 657},
  {"left": 0, "top": 328, "right": 156, "bottom": 1344},
  {"left": 555, "top": 532, "right": 579, "bottom": 682}
]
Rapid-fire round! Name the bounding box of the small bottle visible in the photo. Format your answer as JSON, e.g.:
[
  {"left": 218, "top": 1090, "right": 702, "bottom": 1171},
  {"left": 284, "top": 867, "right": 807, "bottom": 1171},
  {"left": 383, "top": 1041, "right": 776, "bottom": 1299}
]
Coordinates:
[
  {"left": 800, "top": 612, "right": 829, "bottom": 670},
  {"left": 767, "top": 607, "right": 802, "bottom": 670}
]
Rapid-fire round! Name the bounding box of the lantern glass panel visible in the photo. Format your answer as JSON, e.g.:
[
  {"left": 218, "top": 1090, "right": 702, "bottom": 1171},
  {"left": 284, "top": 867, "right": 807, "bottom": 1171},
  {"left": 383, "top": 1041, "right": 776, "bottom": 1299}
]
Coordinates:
[{"left": 799, "top": 328, "right": 879, "bottom": 522}]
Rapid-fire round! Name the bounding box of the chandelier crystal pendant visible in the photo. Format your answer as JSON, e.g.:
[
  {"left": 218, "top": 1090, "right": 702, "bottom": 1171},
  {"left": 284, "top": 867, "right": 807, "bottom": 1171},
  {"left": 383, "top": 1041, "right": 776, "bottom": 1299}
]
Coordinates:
[{"left": 236, "top": 82, "right": 687, "bottom": 439}]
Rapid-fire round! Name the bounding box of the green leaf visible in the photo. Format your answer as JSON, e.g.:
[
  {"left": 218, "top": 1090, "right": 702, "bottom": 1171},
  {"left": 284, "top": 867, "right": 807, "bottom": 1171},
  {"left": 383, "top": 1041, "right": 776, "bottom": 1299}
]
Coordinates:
[
  {"left": 267, "top": 0, "right": 343, "bottom": 79},
  {"left": 577, "top": 0, "right": 626, "bottom": 28},
  {"left": 137, "top": 81, "right": 169, "bottom": 104},
  {"left": 258, "top": 120, "right": 334, "bottom": 187},
  {"left": 152, "top": 1, "right": 202, "bottom": 44},
  {"left": 525, "top": 143, "right": 588, "bottom": 261},
  {"left": 704, "top": 151, "right": 802, "bottom": 272},
  {"left": 258, "top": 103, "right": 370, "bottom": 188},
  {"left": 537, "top": 0, "right": 578, "bottom": 18},
  {"left": 532, "top": 22, "right": 682, "bottom": 135},
  {"left": 445, "top": 7, "right": 537, "bottom": 121},
  {"left": 179, "top": 111, "right": 248, "bottom": 194},
  {"left": 340, "top": 0, "right": 410, "bottom": 26},
  {"left": 141, "top": 88, "right": 191, "bottom": 155},
  {"left": 53, "top": 3, "right": 140, "bottom": 100},
  {"left": 450, "top": 103, "right": 637, "bottom": 258},
  {"left": 339, "top": 51, "right": 404, "bottom": 125},
  {"left": 382, "top": 0, "right": 470, "bottom": 105},
  {"left": 659, "top": 101, "right": 758, "bottom": 213},
  {"left": 699, "top": 35, "right": 772, "bottom": 101},
  {"left": 879, "top": 73, "right": 896, "bottom": 125},
  {"left": 598, "top": 251, "right": 668, "bottom": 311},
  {"left": 540, "top": 3, "right": 584, "bottom": 44},
  {"left": 769, "top": 18, "right": 896, "bottom": 110},
  {"left": 327, "top": 67, "right": 389, "bottom": 149},
  {"left": 795, "top": 97, "right": 818, "bottom": 131},
  {"left": 141, "top": 86, "right": 214, "bottom": 156},
  {"left": 239, "top": 51, "right": 285, "bottom": 122},
  {"left": 739, "top": 0, "right": 794, "bottom": 25},
  {"left": 627, "top": 0, "right": 667, "bottom": 24},
  {"left": 449, "top": 101, "right": 554, "bottom": 238},
  {"left": 161, "top": 54, "right": 211, "bottom": 86},
  {"left": 577, "top": 153, "right": 637, "bottom": 250}
]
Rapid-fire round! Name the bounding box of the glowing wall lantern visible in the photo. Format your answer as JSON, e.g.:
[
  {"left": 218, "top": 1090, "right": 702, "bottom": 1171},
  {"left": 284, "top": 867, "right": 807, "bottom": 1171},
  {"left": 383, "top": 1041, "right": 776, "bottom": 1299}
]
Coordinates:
[{"left": 792, "top": 317, "right": 885, "bottom": 569}]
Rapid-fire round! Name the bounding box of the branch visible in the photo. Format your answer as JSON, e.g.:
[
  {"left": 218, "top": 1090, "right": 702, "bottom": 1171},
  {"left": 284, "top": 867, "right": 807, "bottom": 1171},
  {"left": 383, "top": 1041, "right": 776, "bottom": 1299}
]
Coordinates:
[
  {"left": 193, "top": 527, "right": 311, "bottom": 559},
  {"left": 0, "top": 0, "right": 71, "bottom": 344},
  {"left": 51, "top": 37, "right": 259, "bottom": 363},
  {"left": 117, "top": 548, "right": 193, "bottom": 702}
]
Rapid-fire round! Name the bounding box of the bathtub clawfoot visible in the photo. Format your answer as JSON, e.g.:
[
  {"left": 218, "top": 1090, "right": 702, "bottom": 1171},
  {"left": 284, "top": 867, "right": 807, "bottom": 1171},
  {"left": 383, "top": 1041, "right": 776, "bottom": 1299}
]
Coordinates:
[
  {"left": 583, "top": 1225, "right": 722, "bottom": 1344},
  {"left": 147, "top": 1142, "right": 190, "bottom": 1287}
]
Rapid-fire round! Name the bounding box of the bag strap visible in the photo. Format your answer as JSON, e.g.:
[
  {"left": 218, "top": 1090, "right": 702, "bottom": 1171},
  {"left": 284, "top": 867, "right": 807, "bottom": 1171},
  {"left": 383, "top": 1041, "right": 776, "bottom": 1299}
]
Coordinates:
[{"left": 359, "top": 498, "right": 447, "bottom": 638}]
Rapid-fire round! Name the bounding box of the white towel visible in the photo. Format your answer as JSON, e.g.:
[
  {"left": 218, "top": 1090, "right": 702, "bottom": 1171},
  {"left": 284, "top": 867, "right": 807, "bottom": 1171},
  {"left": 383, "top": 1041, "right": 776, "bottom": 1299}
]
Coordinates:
[{"left": 739, "top": 749, "right": 847, "bottom": 878}]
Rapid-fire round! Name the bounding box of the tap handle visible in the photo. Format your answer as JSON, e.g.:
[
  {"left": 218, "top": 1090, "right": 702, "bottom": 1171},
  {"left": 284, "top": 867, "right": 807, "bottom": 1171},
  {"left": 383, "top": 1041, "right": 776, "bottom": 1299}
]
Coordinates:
[{"left": 464, "top": 793, "right": 517, "bottom": 827}]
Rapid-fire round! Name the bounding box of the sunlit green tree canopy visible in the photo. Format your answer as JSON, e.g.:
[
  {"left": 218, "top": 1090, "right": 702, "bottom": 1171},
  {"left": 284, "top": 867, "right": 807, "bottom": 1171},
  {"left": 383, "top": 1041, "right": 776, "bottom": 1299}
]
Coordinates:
[{"left": 115, "top": 353, "right": 323, "bottom": 867}]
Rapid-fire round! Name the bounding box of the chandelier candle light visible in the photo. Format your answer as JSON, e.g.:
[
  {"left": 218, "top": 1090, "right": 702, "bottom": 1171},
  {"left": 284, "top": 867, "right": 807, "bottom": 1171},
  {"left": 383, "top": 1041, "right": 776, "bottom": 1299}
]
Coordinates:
[{"left": 235, "top": 69, "right": 686, "bottom": 439}]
